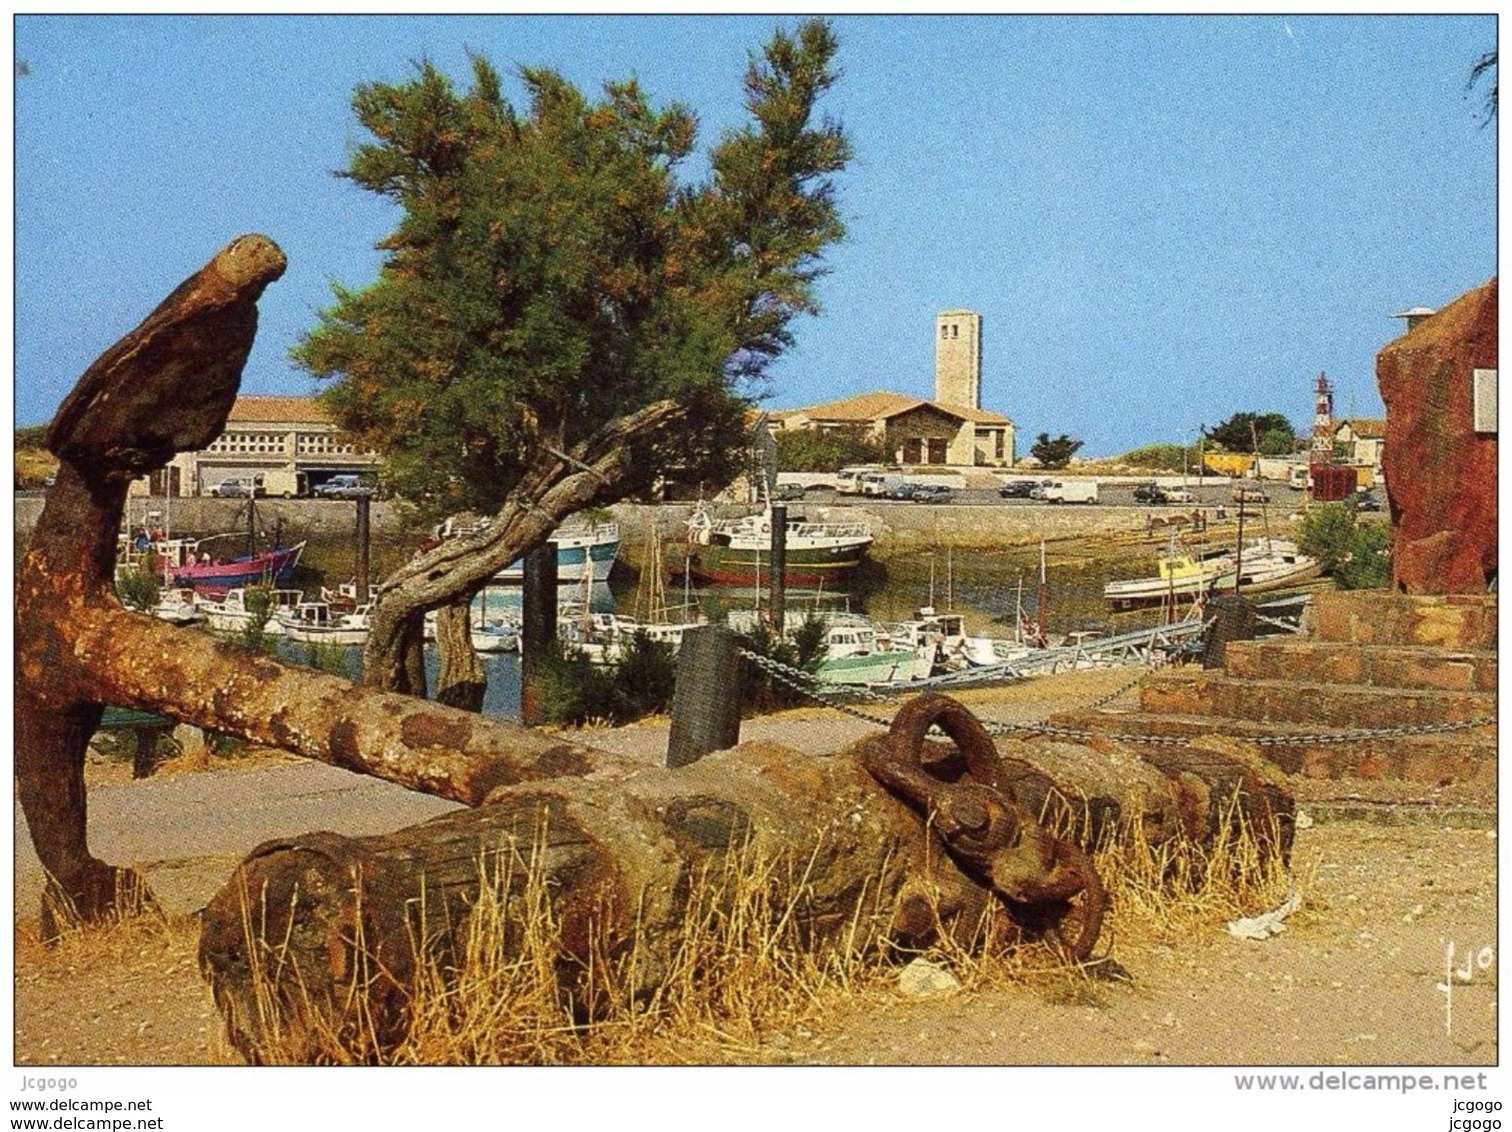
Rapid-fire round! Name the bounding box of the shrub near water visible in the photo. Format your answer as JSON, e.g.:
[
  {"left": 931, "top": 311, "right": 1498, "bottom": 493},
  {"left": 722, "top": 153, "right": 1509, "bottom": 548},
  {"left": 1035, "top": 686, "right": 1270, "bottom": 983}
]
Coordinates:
[{"left": 537, "top": 632, "right": 677, "bottom": 726}]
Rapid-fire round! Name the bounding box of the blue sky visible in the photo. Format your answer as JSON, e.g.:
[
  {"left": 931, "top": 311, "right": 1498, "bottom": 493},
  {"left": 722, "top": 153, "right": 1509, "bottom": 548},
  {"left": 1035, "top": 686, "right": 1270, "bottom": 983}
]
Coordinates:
[{"left": 14, "top": 14, "right": 1497, "bottom": 455}]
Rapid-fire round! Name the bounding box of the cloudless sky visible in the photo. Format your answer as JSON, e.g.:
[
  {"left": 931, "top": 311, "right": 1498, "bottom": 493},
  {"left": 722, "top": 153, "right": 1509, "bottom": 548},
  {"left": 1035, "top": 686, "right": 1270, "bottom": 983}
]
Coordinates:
[{"left": 14, "top": 14, "right": 1498, "bottom": 456}]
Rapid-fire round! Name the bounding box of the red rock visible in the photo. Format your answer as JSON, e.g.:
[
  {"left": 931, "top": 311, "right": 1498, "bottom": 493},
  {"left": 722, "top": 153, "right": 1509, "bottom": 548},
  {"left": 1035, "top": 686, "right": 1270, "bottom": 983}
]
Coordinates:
[{"left": 1376, "top": 278, "right": 1498, "bottom": 594}]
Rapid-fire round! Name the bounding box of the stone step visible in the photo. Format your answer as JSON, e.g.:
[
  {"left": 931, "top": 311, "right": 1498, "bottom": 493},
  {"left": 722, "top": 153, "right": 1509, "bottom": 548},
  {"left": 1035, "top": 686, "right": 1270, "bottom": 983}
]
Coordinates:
[
  {"left": 1310, "top": 590, "right": 1497, "bottom": 649},
  {"left": 1137, "top": 670, "right": 1496, "bottom": 731},
  {"left": 1222, "top": 639, "right": 1497, "bottom": 693},
  {"left": 1047, "top": 708, "right": 1496, "bottom": 784}
]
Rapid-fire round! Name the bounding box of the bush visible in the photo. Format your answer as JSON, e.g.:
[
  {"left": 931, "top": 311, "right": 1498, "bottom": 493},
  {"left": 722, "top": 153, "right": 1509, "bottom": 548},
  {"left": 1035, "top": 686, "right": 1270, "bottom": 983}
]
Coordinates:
[
  {"left": 115, "top": 570, "right": 162, "bottom": 612},
  {"left": 238, "top": 586, "right": 277, "bottom": 652},
  {"left": 609, "top": 631, "right": 678, "bottom": 719},
  {"left": 1029, "top": 433, "right": 1083, "bottom": 469},
  {"left": 739, "top": 614, "right": 828, "bottom": 713},
  {"left": 536, "top": 632, "right": 677, "bottom": 726},
  {"left": 1297, "top": 502, "right": 1391, "bottom": 590},
  {"left": 773, "top": 428, "right": 887, "bottom": 472},
  {"left": 1120, "top": 443, "right": 1190, "bottom": 472}
]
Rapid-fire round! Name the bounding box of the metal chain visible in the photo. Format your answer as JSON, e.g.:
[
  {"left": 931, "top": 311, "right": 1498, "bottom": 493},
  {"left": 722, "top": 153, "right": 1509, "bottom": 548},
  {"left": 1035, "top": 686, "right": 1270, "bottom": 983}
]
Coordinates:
[{"left": 736, "top": 647, "right": 1497, "bottom": 748}]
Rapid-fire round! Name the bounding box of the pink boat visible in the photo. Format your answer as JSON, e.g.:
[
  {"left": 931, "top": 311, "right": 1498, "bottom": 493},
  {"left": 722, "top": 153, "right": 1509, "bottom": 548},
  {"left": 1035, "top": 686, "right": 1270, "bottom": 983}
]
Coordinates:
[{"left": 166, "top": 542, "right": 305, "bottom": 593}]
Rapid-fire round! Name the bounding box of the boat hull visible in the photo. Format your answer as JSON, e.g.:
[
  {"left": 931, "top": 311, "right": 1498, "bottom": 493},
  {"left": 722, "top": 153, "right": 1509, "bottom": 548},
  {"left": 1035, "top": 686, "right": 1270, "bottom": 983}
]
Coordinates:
[
  {"left": 283, "top": 626, "right": 370, "bottom": 647},
  {"left": 492, "top": 534, "right": 620, "bottom": 584},
  {"left": 170, "top": 543, "right": 304, "bottom": 594},
  {"left": 671, "top": 543, "right": 867, "bottom": 587}
]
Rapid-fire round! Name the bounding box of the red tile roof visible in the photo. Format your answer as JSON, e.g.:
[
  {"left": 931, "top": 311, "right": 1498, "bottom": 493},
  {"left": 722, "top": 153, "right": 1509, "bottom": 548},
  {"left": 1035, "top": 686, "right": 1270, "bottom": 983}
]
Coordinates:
[
  {"left": 1336, "top": 418, "right": 1387, "bottom": 439},
  {"left": 772, "top": 390, "right": 1012, "bottom": 426},
  {"left": 226, "top": 395, "right": 333, "bottom": 425}
]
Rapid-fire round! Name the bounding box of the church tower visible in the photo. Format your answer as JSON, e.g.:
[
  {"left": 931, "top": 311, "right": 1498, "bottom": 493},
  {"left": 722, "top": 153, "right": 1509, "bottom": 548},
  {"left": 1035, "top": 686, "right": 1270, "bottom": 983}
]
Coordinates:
[{"left": 935, "top": 310, "right": 982, "bottom": 409}]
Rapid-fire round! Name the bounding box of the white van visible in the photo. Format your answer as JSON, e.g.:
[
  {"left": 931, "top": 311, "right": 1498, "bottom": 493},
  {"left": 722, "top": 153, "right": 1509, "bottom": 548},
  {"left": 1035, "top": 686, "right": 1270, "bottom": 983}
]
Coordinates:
[
  {"left": 261, "top": 469, "right": 309, "bottom": 498},
  {"left": 834, "top": 466, "right": 879, "bottom": 495},
  {"left": 860, "top": 472, "right": 904, "bottom": 497},
  {"left": 1044, "top": 480, "right": 1099, "bottom": 504}
]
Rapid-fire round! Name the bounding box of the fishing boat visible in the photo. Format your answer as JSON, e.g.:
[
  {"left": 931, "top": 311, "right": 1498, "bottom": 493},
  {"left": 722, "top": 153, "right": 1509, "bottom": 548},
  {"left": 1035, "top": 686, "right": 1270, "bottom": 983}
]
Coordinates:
[
  {"left": 492, "top": 521, "right": 621, "bottom": 584},
  {"left": 424, "top": 516, "right": 622, "bottom": 585},
  {"left": 672, "top": 506, "right": 873, "bottom": 586},
  {"left": 278, "top": 601, "right": 372, "bottom": 646},
  {"left": 812, "top": 616, "right": 935, "bottom": 686},
  {"left": 726, "top": 607, "right": 932, "bottom": 687},
  {"left": 168, "top": 541, "right": 305, "bottom": 595},
  {"left": 1103, "top": 550, "right": 1234, "bottom": 611},
  {"left": 198, "top": 587, "right": 305, "bottom": 635},
  {"left": 1225, "top": 538, "right": 1322, "bottom": 597},
  {"left": 555, "top": 600, "right": 706, "bottom": 664}
]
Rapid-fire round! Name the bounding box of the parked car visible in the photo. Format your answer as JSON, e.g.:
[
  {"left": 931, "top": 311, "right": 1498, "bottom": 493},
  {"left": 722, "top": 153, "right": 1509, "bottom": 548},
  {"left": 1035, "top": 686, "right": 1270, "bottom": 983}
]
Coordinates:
[
  {"left": 910, "top": 484, "right": 955, "bottom": 504},
  {"left": 1355, "top": 491, "right": 1383, "bottom": 512},
  {"left": 211, "top": 476, "right": 263, "bottom": 498},
  {"left": 314, "top": 474, "right": 378, "bottom": 499},
  {"left": 998, "top": 479, "right": 1038, "bottom": 498},
  {"left": 1132, "top": 483, "right": 1163, "bottom": 505},
  {"left": 773, "top": 482, "right": 806, "bottom": 502},
  {"left": 1232, "top": 485, "right": 1270, "bottom": 504},
  {"left": 887, "top": 482, "right": 921, "bottom": 501},
  {"left": 1160, "top": 486, "right": 1196, "bottom": 504}
]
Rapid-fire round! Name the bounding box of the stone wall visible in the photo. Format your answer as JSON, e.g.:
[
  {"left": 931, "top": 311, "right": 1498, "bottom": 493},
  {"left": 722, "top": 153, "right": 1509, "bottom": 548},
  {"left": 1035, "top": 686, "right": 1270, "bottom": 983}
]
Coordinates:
[{"left": 1377, "top": 278, "right": 1498, "bottom": 594}]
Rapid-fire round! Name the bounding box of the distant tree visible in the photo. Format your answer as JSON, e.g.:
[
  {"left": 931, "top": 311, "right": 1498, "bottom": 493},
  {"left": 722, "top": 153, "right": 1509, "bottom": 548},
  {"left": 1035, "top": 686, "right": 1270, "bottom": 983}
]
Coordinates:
[
  {"left": 293, "top": 21, "right": 850, "bottom": 703},
  {"left": 1030, "top": 433, "right": 1083, "bottom": 469},
  {"left": 1202, "top": 412, "right": 1294, "bottom": 454},
  {"left": 773, "top": 427, "right": 887, "bottom": 472},
  {"left": 1470, "top": 50, "right": 1497, "bottom": 124}
]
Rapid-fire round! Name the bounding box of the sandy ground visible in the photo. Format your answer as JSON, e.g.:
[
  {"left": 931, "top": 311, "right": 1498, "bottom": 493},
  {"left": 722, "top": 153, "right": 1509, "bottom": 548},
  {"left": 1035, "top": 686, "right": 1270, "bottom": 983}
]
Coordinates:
[{"left": 12, "top": 669, "right": 1498, "bottom": 1067}]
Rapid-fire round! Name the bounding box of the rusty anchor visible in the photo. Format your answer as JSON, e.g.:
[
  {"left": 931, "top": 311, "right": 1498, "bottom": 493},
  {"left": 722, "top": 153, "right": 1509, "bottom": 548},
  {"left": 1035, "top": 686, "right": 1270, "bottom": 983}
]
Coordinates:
[{"left": 860, "top": 693, "right": 1107, "bottom": 962}]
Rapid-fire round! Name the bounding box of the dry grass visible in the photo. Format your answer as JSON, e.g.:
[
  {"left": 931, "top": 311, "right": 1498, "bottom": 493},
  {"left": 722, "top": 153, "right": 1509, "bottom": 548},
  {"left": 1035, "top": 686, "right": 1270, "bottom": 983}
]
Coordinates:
[
  {"left": 17, "top": 803, "right": 1297, "bottom": 1065},
  {"left": 1093, "top": 802, "right": 1309, "bottom": 949},
  {"left": 221, "top": 804, "right": 1298, "bottom": 1065},
  {"left": 14, "top": 445, "right": 57, "bottom": 489}
]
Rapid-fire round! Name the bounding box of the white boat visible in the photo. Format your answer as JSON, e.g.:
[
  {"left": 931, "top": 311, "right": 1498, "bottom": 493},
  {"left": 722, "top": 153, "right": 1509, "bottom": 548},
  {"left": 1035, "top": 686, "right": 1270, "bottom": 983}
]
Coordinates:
[
  {"left": 1226, "top": 539, "right": 1323, "bottom": 596},
  {"left": 279, "top": 601, "right": 372, "bottom": 646},
  {"left": 558, "top": 607, "right": 705, "bottom": 665},
  {"left": 198, "top": 587, "right": 304, "bottom": 635},
  {"left": 728, "top": 607, "right": 933, "bottom": 686},
  {"left": 889, "top": 606, "right": 1032, "bottom": 672},
  {"left": 150, "top": 587, "right": 204, "bottom": 625},
  {"left": 673, "top": 506, "right": 873, "bottom": 586},
  {"left": 812, "top": 615, "right": 935, "bottom": 686},
  {"left": 471, "top": 619, "right": 520, "bottom": 653},
  {"left": 1104, "top": 551, "right": 1234, "bottom": 610}
]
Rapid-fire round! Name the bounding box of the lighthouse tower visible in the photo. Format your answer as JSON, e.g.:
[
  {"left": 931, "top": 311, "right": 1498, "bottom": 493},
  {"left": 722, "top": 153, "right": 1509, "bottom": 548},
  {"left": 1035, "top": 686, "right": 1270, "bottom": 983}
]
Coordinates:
[{"left": 1310, "top": 372, "right": 1335, "bottom": 465}]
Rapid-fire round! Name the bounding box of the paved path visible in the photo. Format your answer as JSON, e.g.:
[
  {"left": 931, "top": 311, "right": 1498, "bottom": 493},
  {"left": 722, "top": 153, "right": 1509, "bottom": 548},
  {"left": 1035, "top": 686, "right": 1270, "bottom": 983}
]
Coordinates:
[{"left": 14, "top": 759, "right": 464, "bottom": 919}]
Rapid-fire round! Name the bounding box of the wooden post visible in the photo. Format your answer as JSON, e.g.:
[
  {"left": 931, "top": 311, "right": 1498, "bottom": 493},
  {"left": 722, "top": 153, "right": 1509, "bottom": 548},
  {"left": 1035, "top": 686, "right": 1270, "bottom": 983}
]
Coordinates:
[
  {"left": 1202, "top": 593, "right": 1257, "bottom": 669},
  {"left": 666, "top": 624, "right": 742, "bottom": 768},
  {"left": 354, "top": 494, "right": 371, "bottom": 600},
  {"left": 518, "top": 544, "right": 557, "bottom": 726},
  {"left": 768, "top": 502, "right": 787, "bottom": 635}
]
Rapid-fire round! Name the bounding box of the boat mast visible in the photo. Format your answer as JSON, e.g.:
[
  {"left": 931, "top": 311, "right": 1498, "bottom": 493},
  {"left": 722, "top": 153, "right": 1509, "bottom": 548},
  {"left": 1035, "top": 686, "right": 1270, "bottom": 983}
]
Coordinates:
[{"left": 1036, "top": 539, "right": 1048, "bottom": 647}]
